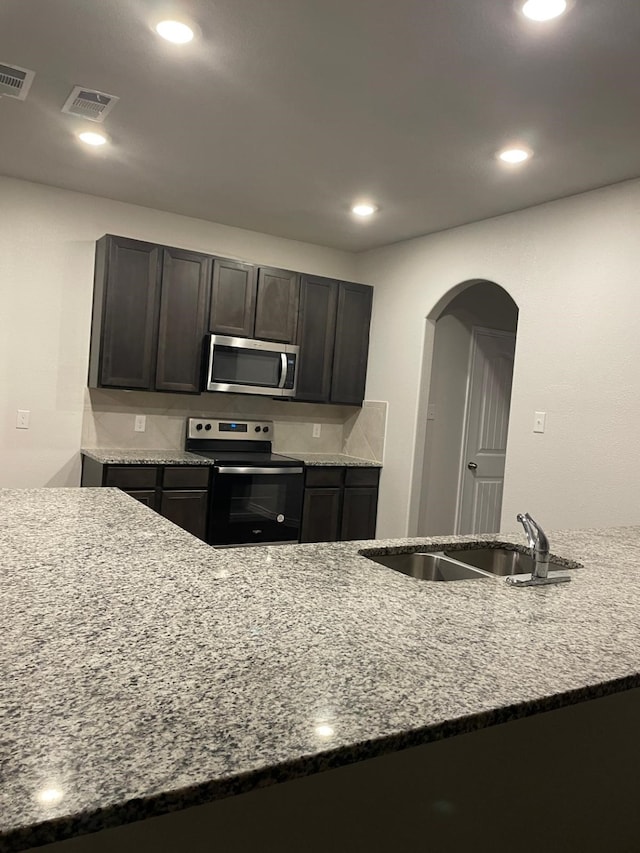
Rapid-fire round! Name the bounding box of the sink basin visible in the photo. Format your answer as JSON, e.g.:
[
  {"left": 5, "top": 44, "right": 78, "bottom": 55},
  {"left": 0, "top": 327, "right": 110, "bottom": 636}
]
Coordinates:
[
  {"left": 443, "top": 547, "right": 573, "bottom": 576},
  {"left": 365, "top": 551, "right": 487, "bottom": 581}
]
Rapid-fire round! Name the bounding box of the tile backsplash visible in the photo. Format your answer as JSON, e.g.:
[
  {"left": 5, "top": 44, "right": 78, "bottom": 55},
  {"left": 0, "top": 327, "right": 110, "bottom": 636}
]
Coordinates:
[{"left": 82, "top": 389, "right": 387, "bottom": 462}]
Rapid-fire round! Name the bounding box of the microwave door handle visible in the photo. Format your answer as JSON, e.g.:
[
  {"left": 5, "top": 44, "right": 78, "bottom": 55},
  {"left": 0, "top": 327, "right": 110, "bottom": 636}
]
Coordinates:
[{"left": 277, "top": 353, "right": 287, "bottom": 388}]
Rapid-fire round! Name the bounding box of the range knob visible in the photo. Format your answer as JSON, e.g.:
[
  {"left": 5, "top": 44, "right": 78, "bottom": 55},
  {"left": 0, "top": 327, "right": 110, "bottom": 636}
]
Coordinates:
[
  {"left": 205, "top": 423, "right": 212, "bottom": 431},
  {"left": 196, "top": 423, "right": 203, "bottom": 431},
  {"left": 255, "top": 425, "right": 261, "bottom": 433},
  {"left": 262, "top": 426, "right": 269, "bottom": 433}
]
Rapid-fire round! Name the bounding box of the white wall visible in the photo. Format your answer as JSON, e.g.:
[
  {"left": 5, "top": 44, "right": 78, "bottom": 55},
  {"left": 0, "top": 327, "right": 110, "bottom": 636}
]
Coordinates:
[
  {"left": 357, "top": 178, "right": 640, "bottom": 537},
  {"left": 0, "top": 177, "right": 357, "bottom": 489}
]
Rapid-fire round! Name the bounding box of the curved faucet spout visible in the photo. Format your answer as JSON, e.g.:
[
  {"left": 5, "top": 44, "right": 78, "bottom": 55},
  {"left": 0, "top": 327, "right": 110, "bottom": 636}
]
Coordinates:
[{"left": 516, "top": 512, "right": 549, "bottom": 577}]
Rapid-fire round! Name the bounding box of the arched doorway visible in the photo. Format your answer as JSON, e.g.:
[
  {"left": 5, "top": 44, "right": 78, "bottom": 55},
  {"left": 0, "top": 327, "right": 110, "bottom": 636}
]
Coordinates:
[{"left": 416, "top": 280, "right": 519, "bottom": 535}]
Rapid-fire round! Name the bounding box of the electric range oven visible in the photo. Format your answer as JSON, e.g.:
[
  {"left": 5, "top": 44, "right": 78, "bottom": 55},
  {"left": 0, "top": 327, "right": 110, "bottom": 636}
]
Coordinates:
[{"left": 186, "top": 418, "right": 304, "bottom": 546}]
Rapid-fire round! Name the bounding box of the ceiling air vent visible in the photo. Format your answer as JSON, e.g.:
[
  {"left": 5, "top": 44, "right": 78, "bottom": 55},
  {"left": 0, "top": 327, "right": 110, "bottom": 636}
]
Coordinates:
[
  {"left": 0, "top": 62, "right": 35, "bottom": 100},
  {"left": 61, "top": 86, "right": 119, "bottom": 122}
]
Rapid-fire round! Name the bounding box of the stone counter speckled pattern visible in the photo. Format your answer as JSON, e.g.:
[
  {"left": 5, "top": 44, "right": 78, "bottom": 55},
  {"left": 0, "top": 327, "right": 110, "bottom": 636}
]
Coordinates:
[
  {"left": 2, "top": 488, "right": 640, "bottom": 851},
  {"left": 82, "top": 449, "right": 381, "bottom": 467},
  {"left": 283, "top": 452, "right": 382, "bottom": 466},
  {"left": 81, "top": 449, "right": 211, "bottom": 465}
]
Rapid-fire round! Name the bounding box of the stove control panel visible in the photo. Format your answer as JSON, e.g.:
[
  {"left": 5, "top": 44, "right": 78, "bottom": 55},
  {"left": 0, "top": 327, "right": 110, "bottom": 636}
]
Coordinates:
[{"left": 187, "top": 418, "right": 273, "bottom": 440}]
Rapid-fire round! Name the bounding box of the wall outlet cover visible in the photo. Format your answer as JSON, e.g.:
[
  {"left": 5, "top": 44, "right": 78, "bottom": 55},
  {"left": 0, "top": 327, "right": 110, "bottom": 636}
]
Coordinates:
[
  {"left": 134, "top": 415, "right": 146, "bottom": 432},
  {"left": 312, "top": 423, "right": 321, "bottom": 438}
]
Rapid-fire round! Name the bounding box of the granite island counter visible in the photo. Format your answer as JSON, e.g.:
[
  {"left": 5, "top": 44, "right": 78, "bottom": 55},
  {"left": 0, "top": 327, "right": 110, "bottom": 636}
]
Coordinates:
[{"left": 2, "top": 488, "right": 639, "bottom": 852}]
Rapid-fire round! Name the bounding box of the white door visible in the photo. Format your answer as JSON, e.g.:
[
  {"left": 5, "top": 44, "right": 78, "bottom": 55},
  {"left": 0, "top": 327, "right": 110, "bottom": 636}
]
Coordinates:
[{"left": 457, "top": 327, "right": 516, "bottom": 534}]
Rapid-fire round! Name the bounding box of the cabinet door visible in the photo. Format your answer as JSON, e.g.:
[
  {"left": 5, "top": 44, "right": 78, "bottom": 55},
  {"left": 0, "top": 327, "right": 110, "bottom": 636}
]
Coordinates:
[
  {"left": 125, "top": 489, "right": 158, "bottom": 510},
  {"left": 340, "top": 486, "right": 379, "bottom": 541},
  {"left": 295, "top": 275, "right": 338, "bottom": 402},
  {"left": 300, "top": 487, "right": 342, "bottom": 543},
  {"left": 156, "top": 248, "right": 211, "bottom": 393},
  {"left": 331, "top": 282, "right": 373, "bottom": 406},
  {"left": 209, "top": 259, "right": 257, "bottom": 338},
  {"left": 92, "top": 236, "right": 161, "bottom": 389},
  {"left": 254, "top": 267, "right": 299, "bottom": 343},
  {"left": 160, "top": 490, "right": 209, "bottom": 540}
]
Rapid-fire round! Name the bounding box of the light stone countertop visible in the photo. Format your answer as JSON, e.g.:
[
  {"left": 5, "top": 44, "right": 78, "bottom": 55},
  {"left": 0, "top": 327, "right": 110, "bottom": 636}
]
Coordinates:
[
  {"left": 282, "top": 452, "right": 382, "bottom": 467},
  {"left": 1, "top": 487, "right": 639, "bottom": 851},
  {"left": 81, "top": 449, "right": 381, "bottom": 467},
  {"left": 81, "top": 449, "right": 211, "bottom": 465}
]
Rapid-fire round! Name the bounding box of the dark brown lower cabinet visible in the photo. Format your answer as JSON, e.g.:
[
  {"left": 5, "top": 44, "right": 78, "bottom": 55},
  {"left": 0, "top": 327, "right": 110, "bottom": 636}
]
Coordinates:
[
  {"left": 300, "top": 466, "right": 380, "bottom": 543},
  {"left": 81, "top": 457, "right": 210, "bottom": 541},
  {"left": 127, "top": 490, "right": 158, "bottom": 510},
  {"left": 341, "top": 486, "right": 379, "bottom": 541},
  {"left": 159, "top": 489, "right": 208, "bottom": 540},
  {"left": 301, "top": 487, "right": 342, "bottom": 543}
]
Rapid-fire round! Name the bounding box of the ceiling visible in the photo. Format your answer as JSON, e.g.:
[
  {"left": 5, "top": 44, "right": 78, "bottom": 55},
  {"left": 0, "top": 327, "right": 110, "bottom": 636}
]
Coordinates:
[{"left": 1, "top": 0, "right": 639, "bottom": 252}]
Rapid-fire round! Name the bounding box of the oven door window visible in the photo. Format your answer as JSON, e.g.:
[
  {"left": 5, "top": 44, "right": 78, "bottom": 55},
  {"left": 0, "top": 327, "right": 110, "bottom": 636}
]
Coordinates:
[
  {"left": 209, "top": 471, "right": 303, "bottom": 545},
  {"left": 212, "top": 346, "right": 282, "bottom": 388}
]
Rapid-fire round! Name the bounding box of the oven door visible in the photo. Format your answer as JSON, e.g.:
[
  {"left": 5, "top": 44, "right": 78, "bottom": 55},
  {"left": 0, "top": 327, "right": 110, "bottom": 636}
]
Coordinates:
[
  {"left": 209, "top": 466, "right": 304, "bottom": 546},
  {"left": 205, "top": 335, "right": 298, "bottom": 397}
]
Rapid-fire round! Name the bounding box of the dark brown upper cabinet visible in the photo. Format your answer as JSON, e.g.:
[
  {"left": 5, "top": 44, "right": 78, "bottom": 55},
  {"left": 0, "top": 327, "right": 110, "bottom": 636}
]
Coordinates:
[
  {"left": 295, "top": 275, "right": 338, "bottom": 402},
  {"left": 89, "top": 236, "right": 211, "bottom": 394},
  {"left": 210, "top": 261, "right": 299, "bottom": 343},
  {"left": 209, "top": 259, "right": 257, "bottom": 338},
  {"left": 156, "top": 248, "right": 211, "bottom": 393},
  {"left": 331, "top": 282, "right": 373, "bottom": 406},
  {"left": 295, "top": 275, "right": 372, "bottom": 406},
  {"left": 89, "top": 235, "right": 161, "bottom": 389},
  {"left": 254, "top": 267, "right": 299, "bottom": 343}
]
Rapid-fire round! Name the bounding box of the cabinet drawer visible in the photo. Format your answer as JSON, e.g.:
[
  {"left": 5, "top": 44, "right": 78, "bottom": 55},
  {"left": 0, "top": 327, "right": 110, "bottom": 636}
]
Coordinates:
[
  {"left": 105, "top": 466, "right": 158, "bottom": 489},
  {"left": 305, "top": 466, "right": 345, "bottom": 488},
  {"left": 162, "top": 466, "right": 210, "bottom": 489},
  {"left": 345, "top": 467, "right": 380, "bottom": 488}
]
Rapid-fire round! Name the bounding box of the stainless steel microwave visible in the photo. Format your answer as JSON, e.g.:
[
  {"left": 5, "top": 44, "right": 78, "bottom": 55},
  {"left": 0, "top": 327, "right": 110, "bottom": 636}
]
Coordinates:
[{"left": 203, "top": 334, "right": 299, "bottom": 397}]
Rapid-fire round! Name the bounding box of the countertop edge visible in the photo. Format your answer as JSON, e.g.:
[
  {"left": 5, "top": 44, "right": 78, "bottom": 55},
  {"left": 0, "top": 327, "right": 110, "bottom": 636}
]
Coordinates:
[{"left": 4, "top": 674, "right": 636, "bottom": 852}]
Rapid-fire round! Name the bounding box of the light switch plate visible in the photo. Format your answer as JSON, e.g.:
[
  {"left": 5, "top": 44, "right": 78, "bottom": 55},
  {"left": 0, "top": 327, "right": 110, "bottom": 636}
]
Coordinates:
[
  {"left": 533, "top": 411, "right": 546, "bottom": 433},
  {"left": 16, "top": 409, "right": 30, "bottom": 429},
  {"left": 426, "top": 403, "right": 436, "bottom": 421},
  {"left": 134, "top": 415, "right": 146, "bottom": 432}
]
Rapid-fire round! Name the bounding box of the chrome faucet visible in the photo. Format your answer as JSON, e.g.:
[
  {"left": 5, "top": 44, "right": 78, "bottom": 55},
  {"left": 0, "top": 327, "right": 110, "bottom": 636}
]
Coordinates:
[{"left": 506, "top": 512, "right": 570, "bottom": 587}]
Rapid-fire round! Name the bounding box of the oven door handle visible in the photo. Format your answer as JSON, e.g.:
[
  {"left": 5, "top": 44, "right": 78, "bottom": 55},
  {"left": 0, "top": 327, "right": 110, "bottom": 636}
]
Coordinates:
[
  {"left": 214, "top": 466, "right": 304, "bottom": 476},
  {"left": 277, "top": 352, "right": 288, "bottom": 389}
]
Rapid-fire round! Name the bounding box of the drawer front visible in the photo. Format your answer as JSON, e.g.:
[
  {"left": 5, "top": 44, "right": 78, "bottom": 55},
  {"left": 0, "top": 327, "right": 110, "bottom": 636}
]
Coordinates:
[
  {"left": 345, "top": 467, "right": 380, "bottom": 488},
  {"left": 304, "top": 466, "right": 345, "bottom": 488},
  {"left": 105, "top": 466, "right": 158, "bottom": 489},
  {"left": 162, "top": 466, "right": 210, "bottom": 489}
]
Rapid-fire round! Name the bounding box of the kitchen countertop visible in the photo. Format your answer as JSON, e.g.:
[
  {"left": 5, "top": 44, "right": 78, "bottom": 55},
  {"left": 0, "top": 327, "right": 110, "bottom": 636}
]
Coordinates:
[
  {"left": 2, "top": 487, "right": 639, "bottom": 851},
  {"left": 81, "top": 449, "right": 211, "bottom": 465},
  {"left": 282, "top": 452, "right": 381, "bottom": 466},
  {"left": 81, "top": 449, "right": 381, "bottom": 467}
]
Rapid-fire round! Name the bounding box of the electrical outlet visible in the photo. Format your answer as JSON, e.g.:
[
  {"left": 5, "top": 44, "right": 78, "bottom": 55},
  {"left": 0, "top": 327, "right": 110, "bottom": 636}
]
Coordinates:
[
  {"left": 134, "top": 415, "right": 146, "bottom": 432},
  {"left": 16, "top": 409, "right": 30, "bottom": 429},
  {"left": 533, "top": 411, "right": 546, "bottom": 434},
  {"left": 312, "top": 423, "right": 321, "bottom": 438}
]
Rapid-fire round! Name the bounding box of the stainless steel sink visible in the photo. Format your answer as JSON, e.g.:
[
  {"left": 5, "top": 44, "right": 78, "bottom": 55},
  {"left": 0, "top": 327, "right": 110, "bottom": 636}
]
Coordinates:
[
  {"left": 365, "top": 551, "right": 487, "bottom": 581},
  {"left": 443, "top": 547, "right": 573, "bottom": 577}
]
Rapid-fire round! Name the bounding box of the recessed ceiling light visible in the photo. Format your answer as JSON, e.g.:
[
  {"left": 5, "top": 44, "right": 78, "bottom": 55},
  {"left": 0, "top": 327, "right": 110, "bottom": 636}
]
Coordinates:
[
  {"left": 78, "top": 130, "right": 108, "bottom": 147},
  {"left": 155, "top": 20, "right": 195, "bottom": 43},
  {"left": 351, "top": 202, "right": 377, "bottom": 217},
  {"left": 521, "top": 0, "right": 567, "bottom": 21},
  {"left": 497, "top": 147, "right": 531, "bottom": 164}
]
